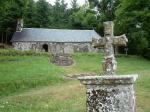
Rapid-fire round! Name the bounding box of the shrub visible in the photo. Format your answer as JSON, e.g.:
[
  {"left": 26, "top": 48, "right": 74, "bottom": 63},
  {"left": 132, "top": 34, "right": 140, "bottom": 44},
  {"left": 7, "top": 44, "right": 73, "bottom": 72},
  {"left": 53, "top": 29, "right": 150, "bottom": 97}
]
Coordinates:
[
  {"left": 142, "top": 48, "right": 150, "bottom": 60},
  {"left": 0, "top": 49, "right": 50, "bottom": 57}
]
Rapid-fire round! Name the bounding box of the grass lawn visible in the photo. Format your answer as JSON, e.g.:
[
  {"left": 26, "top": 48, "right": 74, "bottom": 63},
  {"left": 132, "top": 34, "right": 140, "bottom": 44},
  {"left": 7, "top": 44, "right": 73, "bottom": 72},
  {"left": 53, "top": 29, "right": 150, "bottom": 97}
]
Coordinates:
[
  {"left": 0, "top": 55, "right": 67, "bottom": 97},
  {"left": 0, "top": 52, "right": 150, "bottom": 112}
]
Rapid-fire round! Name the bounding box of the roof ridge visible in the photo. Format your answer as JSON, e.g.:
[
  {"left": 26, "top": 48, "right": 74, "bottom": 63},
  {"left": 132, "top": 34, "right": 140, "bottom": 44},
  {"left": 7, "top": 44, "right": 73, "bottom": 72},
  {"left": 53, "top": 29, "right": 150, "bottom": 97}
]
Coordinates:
[{"left": 23, "top": 28, "right": 94, "bottom": 31}]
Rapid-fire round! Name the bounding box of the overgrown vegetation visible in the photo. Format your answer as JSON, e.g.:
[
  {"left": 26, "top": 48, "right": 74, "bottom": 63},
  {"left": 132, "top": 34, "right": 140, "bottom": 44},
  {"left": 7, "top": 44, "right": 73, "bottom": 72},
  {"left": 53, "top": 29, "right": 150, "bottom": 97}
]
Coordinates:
[{"left": 0, "top": 49, "right": 50, "bottom": 56}]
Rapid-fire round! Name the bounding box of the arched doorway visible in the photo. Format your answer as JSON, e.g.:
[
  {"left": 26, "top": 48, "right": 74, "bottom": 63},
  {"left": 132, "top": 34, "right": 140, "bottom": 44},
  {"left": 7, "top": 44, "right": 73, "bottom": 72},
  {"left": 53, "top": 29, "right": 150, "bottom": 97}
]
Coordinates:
[{"left": 42, "top": 44, "right": 48, "bottom": 52}]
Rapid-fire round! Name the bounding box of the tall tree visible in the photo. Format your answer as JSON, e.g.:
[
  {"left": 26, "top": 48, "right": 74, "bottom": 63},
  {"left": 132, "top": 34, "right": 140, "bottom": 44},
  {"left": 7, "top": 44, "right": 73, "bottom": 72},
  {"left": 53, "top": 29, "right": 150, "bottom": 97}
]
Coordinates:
[
  {"left": 71, "top": 0, "right": 79, "bottom": 11},
  {"left": 87, "top": 0, "right": 120, "bottom": 35},
  {"left": 0, "top": 0, "right": 24, "bottom": 43},
  {"left": 52, "top": 0, "right": 69, "bottom": 28},
  {"left": 70, "top": 6, "right": 97, "bottom": 29},
  {"left": 115, "top": 0, "right": 150, "bottom": 55},
  {"left": 23, "top": 0, "right": 36, "bottom": 27},
  {"left": 35, "top": 0, "right": 51, "bottom": 28}
]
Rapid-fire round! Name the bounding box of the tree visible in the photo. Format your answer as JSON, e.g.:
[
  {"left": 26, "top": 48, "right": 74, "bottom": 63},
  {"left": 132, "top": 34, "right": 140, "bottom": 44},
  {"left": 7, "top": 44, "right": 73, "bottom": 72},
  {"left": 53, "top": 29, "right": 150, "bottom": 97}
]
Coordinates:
[
  {"left": 115, "top": 0, "right": 150, "bottom": 55},
  {"left": 0, "top": 0, "right": 24, "bottom": 43},
  {"left": 88, "top": 0, "right": 120, "bottom": 21},
  {"left": 35, "top": 0, "right": 51, "bottom": 28},
  {"left": 71, "top": 0, "right": 79, "bottom": 11},
  {"left": 23, "top": 0, "right": 36, "bottom": 27},
  {"left": 52, "top": 0, "right": 69, "bottom": 28},
  {"left": 70, "top": 7, "right": 98, "bottom": 29},
  {"left": 87, "top": 0, "right": 120, "bottom": 35}
]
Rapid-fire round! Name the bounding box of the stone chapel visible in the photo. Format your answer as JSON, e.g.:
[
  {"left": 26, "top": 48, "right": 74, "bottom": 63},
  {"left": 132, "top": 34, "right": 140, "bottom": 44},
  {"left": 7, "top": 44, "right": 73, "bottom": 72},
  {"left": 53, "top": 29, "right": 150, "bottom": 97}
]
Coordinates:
[{"left": 11, "top": 19, "right": 101, "bottom": 54}]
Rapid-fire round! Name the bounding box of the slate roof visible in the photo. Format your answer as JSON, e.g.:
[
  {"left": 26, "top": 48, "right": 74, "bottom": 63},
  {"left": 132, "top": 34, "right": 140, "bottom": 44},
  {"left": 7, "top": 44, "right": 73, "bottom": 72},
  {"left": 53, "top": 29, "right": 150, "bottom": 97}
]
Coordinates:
[{"left": 11, "top": 28, "right": 101, "bottom": 42}]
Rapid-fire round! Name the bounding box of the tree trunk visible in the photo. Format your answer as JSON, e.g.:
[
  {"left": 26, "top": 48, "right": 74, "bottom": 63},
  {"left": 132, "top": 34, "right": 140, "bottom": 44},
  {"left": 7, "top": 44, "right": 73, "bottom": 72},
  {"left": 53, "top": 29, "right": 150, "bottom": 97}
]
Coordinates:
[
  {"left": 5, "top": 32, "right": 7, "bottom": 44},
  {"left": 2, "top": 32, "right": 3, "bottom": 43}
]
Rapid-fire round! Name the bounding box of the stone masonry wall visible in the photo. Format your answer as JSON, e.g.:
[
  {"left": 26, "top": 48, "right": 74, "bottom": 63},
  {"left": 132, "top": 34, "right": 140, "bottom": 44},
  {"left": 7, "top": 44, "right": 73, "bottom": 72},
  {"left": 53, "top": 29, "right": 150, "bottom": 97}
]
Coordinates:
[{"left": 12, "top": 42, "right": 99, "bottom": 53}]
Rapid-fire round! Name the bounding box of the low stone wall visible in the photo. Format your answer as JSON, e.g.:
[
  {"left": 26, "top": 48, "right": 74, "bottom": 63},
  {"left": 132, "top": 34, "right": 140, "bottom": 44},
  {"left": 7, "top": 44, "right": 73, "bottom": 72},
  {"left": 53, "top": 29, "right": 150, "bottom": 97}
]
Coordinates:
[{"left": 12, "top": 42, "right": 99, "bottom": 53}]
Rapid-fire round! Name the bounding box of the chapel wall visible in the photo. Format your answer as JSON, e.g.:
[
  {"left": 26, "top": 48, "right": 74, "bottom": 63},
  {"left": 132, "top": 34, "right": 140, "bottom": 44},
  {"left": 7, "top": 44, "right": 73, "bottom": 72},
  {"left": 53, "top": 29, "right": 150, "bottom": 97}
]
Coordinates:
[{"left": 12, "top": 42, "right": 99, "bottom": 53}]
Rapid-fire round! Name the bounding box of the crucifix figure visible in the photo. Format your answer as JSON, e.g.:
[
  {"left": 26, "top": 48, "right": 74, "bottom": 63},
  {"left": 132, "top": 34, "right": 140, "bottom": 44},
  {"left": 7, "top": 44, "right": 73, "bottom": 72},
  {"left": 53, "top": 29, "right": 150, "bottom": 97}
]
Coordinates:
[{"left": 92, "top": 21, "right": 128, "bottom": 75}]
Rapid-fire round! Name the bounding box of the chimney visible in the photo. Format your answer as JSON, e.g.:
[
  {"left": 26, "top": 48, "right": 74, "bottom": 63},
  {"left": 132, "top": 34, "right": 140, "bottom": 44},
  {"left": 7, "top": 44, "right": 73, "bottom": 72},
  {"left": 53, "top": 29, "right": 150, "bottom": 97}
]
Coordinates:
[{"left": 16, "top": 18, "right": 23, "bottom": 32}]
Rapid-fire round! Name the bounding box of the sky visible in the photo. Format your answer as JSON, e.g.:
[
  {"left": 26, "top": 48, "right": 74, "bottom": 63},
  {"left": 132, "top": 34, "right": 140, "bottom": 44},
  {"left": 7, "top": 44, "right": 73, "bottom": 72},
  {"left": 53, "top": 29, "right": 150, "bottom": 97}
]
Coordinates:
[{"left": 34, "top": 0, "right": 87, "bottom": 8}]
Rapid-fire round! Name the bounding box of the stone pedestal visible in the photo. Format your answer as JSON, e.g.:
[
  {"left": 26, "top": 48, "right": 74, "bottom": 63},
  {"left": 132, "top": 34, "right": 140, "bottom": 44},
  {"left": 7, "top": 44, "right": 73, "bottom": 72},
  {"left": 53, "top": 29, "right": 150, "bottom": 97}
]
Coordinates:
[{"left": 78, "top": 75, "right": 138, "bottom": 112}]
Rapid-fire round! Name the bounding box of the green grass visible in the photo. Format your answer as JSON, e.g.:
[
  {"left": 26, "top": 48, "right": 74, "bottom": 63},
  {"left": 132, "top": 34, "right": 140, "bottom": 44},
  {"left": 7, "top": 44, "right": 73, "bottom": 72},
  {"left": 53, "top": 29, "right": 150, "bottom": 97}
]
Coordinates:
[
  {"left": 0, "top": 55, "right": 67, "bottom": 97},
  {"left": 62, "top": 53, "right": 104, "bottom": 75},
  {"left": 0, "top": 51, "right": 150, "bottom": 112}
]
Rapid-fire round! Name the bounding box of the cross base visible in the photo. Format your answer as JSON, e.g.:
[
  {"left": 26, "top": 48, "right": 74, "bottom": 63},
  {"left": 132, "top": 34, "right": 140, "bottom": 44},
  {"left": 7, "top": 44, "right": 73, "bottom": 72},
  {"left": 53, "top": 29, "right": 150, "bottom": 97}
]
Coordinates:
[{"left": 78, "top": 75, "right": 138, "bottom": 112}]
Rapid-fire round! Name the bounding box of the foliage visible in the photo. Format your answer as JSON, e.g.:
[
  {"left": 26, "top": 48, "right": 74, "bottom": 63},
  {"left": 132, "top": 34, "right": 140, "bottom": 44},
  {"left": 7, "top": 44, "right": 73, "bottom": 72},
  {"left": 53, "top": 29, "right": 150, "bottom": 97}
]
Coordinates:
[
  {"left": 23, "top": 0, "right": 37, "bottom": 27},
  {"left": 87, "top": 0, "right": 120, "bottom": 35},
  {"left": 89, "top": 0, "right": 119, "bottom": 20},
  {"left": 35, "top": 0, "right": 51, "bottom": 28},
  {"left": 70, "top": 7, "right": 98, "bottom": 29},
  {"left": 52, "top": 0, "right": 70, "bottom": 28},
  {"left": 71, "top": 0, "right": 79, "bottom": 12},
  {"left": 0, "top": 49, "right": 50, "bottom": 56},
  {"left": 0, "top": 0, "right": 23, "bottom": 32},
  {"left": 142, "top": 48, "right": 150, "bottom": 60},
  {"left": 115, "top": 0, "right": 150, "bottom": 55}
]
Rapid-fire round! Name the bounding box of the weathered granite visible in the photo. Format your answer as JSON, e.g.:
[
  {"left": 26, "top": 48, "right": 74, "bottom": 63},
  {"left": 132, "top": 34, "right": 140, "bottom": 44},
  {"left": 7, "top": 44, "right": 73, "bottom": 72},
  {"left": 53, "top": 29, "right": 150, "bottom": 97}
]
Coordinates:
[
  {"left": 51, "top": 53, "right": 74, "bottom": 66},
  {"left": 78, "top": 75, "right": 138, "bottom": 112},
  {"left": 92, "top": 21, "right": 128, "bottom": 75}
]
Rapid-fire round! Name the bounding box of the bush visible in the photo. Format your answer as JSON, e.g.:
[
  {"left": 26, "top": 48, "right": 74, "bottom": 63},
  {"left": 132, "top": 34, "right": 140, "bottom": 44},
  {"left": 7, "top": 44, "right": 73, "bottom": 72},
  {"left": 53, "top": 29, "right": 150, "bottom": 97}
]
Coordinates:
[
  {"left": 0, "top": 49, "right": 50, "bottom": 57},
  {"left": 142, "top": 48, "right": 150, "bottom": 60}
]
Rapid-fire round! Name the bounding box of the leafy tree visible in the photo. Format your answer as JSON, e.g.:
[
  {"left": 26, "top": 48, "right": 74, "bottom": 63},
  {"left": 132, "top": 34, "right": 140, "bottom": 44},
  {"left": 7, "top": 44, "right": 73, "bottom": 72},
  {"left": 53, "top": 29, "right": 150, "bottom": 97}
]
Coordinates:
[
  {"left": 52, "top": 0, "right": 69, "bottom": 28},
  {"left": 0, "top": 0, "right": 23, "bottom": 32},
  {"left": 87, "top": 0, "right": 120, "bottom": 35},
  {"left": 88, "top": 0, "right": 120, "bottom": 21},
  {"left": 70, "top": 7, "right": 97, "bottom": 29},
  {"left": 35, "top": 0, "right": 51, "bottom": 28},
  {"left": 71, "top": 0, "right": 79, "bottom": 11},
  {"left": 0, "top": 0, "right": 24, "bottom": 43},
  {"left": 23, "top": 0, "right": 36, "bottom": 27},
  {"left": 115, "top": 0, "right": 150, "bottom": 55}
]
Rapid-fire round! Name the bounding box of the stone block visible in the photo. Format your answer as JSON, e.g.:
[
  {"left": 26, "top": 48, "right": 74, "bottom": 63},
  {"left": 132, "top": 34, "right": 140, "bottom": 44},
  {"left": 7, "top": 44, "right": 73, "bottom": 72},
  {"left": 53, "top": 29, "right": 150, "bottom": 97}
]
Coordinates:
[
  {"left": 78, "top": 75, "right": 138, "bottom": 112},
  {"left": 51, "top": 53, "right": 74, "bottom": 66}
]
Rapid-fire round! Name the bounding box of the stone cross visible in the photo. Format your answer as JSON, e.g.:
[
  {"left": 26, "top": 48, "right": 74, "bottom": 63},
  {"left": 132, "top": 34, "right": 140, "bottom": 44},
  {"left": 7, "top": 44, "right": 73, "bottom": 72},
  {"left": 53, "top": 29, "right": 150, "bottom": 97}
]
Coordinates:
[
  {"left": 92, "top": 21, "right": 128, "bottom": 75},
  {"left": 78, "top": 21, "right": 138, "bottom": 112}
]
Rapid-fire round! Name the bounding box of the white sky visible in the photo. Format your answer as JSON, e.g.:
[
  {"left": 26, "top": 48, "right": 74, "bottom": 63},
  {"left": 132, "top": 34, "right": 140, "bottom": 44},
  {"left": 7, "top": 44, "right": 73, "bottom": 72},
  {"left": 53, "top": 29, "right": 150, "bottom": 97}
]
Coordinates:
[{"left": 35, "top": 0, "right": 87, "bottom": 8}]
